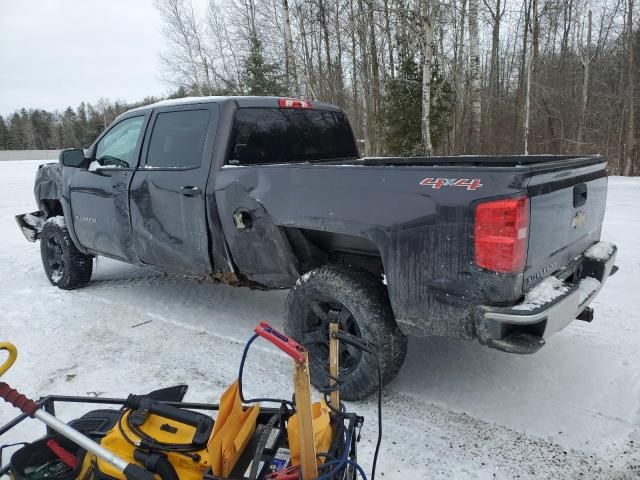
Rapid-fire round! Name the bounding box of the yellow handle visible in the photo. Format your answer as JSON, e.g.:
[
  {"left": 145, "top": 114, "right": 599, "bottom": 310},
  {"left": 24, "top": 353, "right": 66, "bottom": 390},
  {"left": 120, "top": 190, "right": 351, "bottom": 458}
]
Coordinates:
[{"left": 0, "top": 342, "right": 17, "bottom": 377}]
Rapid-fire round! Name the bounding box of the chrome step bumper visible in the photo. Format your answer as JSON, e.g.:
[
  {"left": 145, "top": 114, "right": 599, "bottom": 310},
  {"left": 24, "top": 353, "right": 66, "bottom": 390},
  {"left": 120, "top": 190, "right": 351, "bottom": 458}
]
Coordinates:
[{"left": 476, "top": 241, "right": 618, "bottom": 354}]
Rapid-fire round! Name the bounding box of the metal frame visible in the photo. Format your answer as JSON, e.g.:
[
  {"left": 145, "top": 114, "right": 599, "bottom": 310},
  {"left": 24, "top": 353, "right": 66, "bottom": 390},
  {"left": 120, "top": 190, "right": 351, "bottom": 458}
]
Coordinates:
[
  {"left": 1, "top": 394, "right": 362, "bottom": 479},
  {"left": 0, "top": 394, "right": 221, "bottom": 476}
]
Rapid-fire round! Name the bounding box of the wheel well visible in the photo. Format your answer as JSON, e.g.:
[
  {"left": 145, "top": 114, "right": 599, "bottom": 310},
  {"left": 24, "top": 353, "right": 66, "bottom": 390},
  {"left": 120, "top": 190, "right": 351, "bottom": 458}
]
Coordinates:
[
  {"left": 282, "top": 227, "right": 384, "bottom": 277},
  {"left": 39, "top": 199, "right": 63, "bottom": 219}
]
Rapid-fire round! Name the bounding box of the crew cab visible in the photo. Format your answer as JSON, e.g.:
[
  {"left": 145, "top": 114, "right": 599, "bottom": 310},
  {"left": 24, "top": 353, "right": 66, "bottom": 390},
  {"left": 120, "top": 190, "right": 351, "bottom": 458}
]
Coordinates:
[{"left": 16, "top": 96, "right": 618, "bottom": 400}]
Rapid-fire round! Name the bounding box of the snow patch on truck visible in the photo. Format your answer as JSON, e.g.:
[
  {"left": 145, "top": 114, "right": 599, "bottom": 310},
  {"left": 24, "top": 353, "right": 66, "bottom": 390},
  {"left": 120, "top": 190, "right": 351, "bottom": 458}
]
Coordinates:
[
  {"left": 579, "top": 277, "right": 601, "bottom": 304},
  {"left": 23, "top": 213, "right": 43, "bottom": 229},
  {"left": 512, "top": 276, "right": 571, "bottom": 311},
  {"left": 584, "top": 242, "right": 614, "bottom": 261},
  {"left": 50, "top": 215, "right": 66, "bottom": 228}
]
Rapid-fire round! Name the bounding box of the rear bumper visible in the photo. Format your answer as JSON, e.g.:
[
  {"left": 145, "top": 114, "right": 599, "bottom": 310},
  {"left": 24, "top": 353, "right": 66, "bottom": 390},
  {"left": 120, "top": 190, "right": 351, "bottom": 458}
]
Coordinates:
[{"left": 475, "top": 241, "right": 618, "bottom": 354}]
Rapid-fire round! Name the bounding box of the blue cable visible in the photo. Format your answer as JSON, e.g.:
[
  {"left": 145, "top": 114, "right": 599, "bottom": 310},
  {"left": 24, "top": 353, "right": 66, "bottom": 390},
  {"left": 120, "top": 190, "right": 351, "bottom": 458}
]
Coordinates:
[
  {"left": 345, "top": 460, "right": 369, "bottom": 479},
  {"left": 316, "top": 430, "right": 351, "bottom": 480}
]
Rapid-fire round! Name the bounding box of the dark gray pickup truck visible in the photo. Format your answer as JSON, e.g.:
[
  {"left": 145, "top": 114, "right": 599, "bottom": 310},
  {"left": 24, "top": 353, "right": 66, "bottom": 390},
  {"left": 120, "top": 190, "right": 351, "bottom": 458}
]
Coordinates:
[{"left": 16, "top": 96, "right": 618, "bottom": 399}]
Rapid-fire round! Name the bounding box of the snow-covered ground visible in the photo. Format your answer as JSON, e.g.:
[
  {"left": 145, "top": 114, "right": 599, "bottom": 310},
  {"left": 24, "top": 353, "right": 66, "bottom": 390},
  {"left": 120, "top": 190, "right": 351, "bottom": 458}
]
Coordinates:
[{"left": 1, "top": 160, "right": 639, "bottom": 479}]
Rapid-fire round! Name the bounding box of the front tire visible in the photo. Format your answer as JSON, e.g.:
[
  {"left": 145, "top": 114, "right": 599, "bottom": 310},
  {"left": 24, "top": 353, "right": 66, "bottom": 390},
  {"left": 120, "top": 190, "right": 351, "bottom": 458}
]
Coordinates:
[
  {"left": 40, "top": 216, "right": 93, "bottom": 290},
  {"left": 284, "top": 265, "right": 407, "bottom": 401}
]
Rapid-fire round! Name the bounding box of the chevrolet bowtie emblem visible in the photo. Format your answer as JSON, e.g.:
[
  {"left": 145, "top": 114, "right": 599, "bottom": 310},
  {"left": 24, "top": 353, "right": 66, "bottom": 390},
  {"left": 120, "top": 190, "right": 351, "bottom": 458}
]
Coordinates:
[{"left": 571, "top": 210, "right": 586, "bottom": 229}]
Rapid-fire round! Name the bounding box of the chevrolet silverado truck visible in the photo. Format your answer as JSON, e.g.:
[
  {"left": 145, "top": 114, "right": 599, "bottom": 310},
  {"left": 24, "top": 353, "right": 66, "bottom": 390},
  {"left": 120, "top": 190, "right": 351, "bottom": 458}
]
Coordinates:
[{"left": 16, "top": 96, "right": 618, "bottom": 400}]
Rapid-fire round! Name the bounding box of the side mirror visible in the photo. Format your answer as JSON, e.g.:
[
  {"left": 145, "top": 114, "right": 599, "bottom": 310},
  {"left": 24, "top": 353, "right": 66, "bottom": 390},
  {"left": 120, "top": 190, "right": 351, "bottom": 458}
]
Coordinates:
[{"left": 59, "top": 148, "right": 86, "bottom": 168}]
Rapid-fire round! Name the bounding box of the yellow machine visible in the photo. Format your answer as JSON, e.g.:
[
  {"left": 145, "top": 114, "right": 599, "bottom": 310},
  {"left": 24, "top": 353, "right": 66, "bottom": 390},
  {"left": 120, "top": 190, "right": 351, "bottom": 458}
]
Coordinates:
[{"left": 96, "top": 410, "right": 211, "bottom": 480}]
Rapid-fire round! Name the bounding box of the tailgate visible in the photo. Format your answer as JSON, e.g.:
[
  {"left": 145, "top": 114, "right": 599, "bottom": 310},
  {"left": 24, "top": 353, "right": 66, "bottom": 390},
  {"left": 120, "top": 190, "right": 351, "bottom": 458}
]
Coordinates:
[{"left": 524, "top": 160, "right": 608, "bottom": 289}]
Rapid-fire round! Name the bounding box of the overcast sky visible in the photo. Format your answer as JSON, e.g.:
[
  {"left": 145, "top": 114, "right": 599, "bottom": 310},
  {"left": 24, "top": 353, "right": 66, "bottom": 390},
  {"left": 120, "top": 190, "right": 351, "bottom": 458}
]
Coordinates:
[{"left": 0, "top": 0, "right": 171, "bottom": 115}]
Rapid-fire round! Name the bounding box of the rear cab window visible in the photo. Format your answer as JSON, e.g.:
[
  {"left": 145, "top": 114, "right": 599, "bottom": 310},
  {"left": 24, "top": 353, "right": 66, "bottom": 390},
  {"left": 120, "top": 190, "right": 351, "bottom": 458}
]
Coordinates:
[{"left": 226, "top": 108, "right": 358, "bottom": 165}]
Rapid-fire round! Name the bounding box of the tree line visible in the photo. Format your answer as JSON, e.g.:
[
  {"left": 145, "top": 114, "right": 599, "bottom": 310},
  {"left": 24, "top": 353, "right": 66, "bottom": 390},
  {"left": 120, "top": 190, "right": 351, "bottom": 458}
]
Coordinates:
[
  {"left": 2, "top": 0, "right": 639, "bottom": 175},
  {"left": 0, "top": 98, "right": 157, "bottom": 152},
  {"left": 152, "top": 0, "right": 639, "bottom": 174}
]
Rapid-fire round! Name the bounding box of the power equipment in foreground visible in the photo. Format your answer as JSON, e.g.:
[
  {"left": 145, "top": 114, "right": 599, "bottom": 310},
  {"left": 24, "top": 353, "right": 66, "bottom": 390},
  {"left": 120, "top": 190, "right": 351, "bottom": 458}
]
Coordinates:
[{"left": 0, "top": 322, "right": 380, "bottom": 480}]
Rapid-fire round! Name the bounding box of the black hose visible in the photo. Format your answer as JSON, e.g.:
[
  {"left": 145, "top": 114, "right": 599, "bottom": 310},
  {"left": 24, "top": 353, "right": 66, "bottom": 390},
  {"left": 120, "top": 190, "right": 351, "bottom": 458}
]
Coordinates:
[
  {"left": 238, "top": 334, "right": 295, "bottom": 407},
  {"left": 371, "top": 354, "right": 382, "bottom": 480},
  {"left": 133, "top": 450, "right": 179, "bottom": 480},
  {"left": 329, "top": 331, "right": 383, "bottom": 480}
]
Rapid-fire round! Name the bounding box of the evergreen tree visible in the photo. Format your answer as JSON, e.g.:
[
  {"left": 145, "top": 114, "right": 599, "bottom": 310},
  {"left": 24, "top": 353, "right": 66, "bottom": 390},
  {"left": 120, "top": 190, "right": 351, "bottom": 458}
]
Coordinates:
[
  {"left": 382, "top": 55, "right": 423, "bottom": 155},
  {"left": 61, "top": 107, "right": 78, "bottom": 147},
  {"left": 0, "top": 116, "right": 8, "bottom": 150},
  {"left": 30, "top": 109, "right": 51, "bottom": 149},
  {"left": 19, "top": 108, "right": 37, "bottom": 149},
  {"left": 8, "top": 112, "right": 25, "bottom": 149},
  {"left": 242, "top": 35, "right": 284, "bottom": 96},
  {"left": 86, "top": 103, "right": 105, "bottom": 145},
  {"left": 381, "top": 47, "right": 454, "bottom": 156},
  {"left": 77, "top": 102, "right": 90, "bottom": 146},
  {"left": 168, "top": 86, "right": 189, "bottom": 99}
]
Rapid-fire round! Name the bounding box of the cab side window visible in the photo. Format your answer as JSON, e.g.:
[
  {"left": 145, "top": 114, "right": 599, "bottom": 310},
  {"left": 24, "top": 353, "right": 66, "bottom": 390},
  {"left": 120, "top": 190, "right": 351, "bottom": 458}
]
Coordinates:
[
  {"left": 145, "top": 110, "right": 210, "bottom": 169},
  {"left": 95, "top": 116, "right": 145, "bottom": 168}
]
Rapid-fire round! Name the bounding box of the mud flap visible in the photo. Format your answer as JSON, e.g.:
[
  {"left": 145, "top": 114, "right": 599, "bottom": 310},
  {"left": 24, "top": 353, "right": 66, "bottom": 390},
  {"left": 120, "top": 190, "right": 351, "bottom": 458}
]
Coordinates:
[{"left": 15, "top": 211, "right": 45, "bottom": 242}]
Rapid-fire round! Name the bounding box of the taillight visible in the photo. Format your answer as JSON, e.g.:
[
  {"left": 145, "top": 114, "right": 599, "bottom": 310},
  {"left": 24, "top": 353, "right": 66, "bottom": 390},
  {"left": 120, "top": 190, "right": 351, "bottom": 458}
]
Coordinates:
[
  {"left": 474, "top": 197, "right": 529, "bottom": 273},
  {"left": 278, "top": 98, "right": 313, "bottom": 109}
]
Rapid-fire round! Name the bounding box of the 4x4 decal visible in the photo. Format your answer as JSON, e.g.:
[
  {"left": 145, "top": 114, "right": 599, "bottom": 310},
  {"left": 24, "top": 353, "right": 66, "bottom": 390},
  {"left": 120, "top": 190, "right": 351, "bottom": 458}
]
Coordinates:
[{"left": 419, "top": 177, "right": 484, "bottom": 191}]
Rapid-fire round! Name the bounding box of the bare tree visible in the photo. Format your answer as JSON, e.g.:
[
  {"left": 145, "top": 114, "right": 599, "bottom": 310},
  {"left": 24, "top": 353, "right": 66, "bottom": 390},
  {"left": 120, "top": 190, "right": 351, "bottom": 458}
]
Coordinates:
[
  {"left": 523, "top": 0, "right": 534, "bottom": 154},
  {"left": 421, "top": 0, "right": 440, "bottom": 155},
  {"left": 155, "top": 0, "right": 207, "bottom": 94},
  {"left": 384, "top": 0, "right": 396, "bottom": 78},
  {"left": 484, "top": 0, "right": 506, "bottom": 101},
  {"left": 282, "top": 0, "right": 299, "bottom": 94},
  {"left": 453, "top": 0, "right": 467, "bottom": 152},
  {"left": 357, "top": 0, "right": 374, "bottom": 155},
  {"left": 623, "top": 0, "right": 636, "bottom": 175},
  {"left": 577, "top": 9, "right": 593, "bottom": 149},
  {"left": 469, "top": 0, "right": 481, "bottom": 151},
  {"left": 367, "top": 0, "right": 381, "bottom": 154}
]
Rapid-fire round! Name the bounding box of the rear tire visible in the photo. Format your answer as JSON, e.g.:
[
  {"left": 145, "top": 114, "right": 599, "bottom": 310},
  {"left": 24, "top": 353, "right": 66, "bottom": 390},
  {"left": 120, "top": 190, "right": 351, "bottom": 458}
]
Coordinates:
[
  {"left": 40, "top": 216, "right": 93, "bottom": 290},
  {"left": 284, "top": 265, "right": 407, "bottom": 401}
]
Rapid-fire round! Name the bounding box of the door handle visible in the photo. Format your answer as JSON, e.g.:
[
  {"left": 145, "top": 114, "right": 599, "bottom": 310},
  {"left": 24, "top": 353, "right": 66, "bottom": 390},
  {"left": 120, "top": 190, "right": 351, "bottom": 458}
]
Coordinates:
[
  {"left": 573, "top": 183, "right": 588, "bottom": 207},
  {"left": 180, "top": 186, "right": 202, "bottom": 197}
]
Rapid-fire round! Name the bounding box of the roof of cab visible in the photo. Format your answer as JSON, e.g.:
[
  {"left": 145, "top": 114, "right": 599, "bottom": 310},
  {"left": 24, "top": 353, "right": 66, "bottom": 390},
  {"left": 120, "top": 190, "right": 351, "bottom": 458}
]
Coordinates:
[{"left": 125, "top": 96, "right": 342, "bottom": 115}]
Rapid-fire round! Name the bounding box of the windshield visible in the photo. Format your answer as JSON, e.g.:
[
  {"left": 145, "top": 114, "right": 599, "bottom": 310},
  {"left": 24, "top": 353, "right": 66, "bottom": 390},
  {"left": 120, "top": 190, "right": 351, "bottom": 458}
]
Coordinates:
[{"left": 227, "top": 108, "right": 358, "bottom": 165}]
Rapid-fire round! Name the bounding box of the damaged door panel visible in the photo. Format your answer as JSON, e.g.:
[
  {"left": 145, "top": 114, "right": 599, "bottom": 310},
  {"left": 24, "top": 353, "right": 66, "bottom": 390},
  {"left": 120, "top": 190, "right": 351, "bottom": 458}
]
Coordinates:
[
  {"left": 129, "top": 104, "right": 220, "bottom": 274},
  {"left": 65, "top": 114, "right": 148, "bottom": 262}
]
